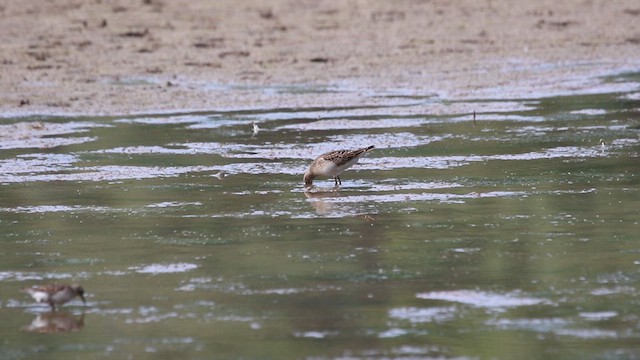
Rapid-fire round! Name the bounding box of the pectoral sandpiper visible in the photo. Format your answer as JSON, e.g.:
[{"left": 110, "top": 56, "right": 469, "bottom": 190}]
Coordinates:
[{"left": 303, "top": 145, "right": 374, "bottom": 188}]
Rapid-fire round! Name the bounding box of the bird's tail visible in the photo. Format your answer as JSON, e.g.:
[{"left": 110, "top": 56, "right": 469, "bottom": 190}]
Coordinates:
[
  {"left": 347, "top": 145, "right": 375, "bottom": 159},
  {"left": 349, "top": 145, "right": 375, "bottom": 157}
]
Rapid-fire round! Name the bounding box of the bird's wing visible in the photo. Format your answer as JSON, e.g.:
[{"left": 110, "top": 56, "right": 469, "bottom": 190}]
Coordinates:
[
  {"left": 323, "top": 147, "right": 373, "bottom": 167},
  {"left": 28, "top": 284, "right": 66, "bottom": 293},
  {"left": 319, "top": 150, "right": 351, "bottom": 167}
]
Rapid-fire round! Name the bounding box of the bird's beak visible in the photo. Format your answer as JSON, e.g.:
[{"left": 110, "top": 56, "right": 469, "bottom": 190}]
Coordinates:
[{"left": 79, "top": 294, "right": 86, "bottom": 304}]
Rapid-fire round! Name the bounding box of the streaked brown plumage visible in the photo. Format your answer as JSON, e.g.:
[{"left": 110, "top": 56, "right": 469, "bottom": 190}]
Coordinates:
[
  {"left": 22, "top": 284, "right": 86, "bottom": 311},
  {"left": 303, "top": 145, "right": 374, "bottom": 187}
]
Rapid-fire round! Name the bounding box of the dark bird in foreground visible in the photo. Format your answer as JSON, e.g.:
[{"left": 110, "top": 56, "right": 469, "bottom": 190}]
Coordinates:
[
  {"left": 22, "top": 284, "right": 86, "bottom": 311},
  {"left": 303, "top": 145, "right": 375, "bottom": 188}
]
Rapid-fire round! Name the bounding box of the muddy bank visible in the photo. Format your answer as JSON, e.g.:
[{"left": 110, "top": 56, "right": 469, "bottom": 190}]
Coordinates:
[{"left": 0, "top": 0, "right": 639, "bottom": 116}]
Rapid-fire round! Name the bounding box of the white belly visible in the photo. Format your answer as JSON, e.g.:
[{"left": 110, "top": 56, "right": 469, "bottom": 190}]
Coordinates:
[
  {"left": 315, "top": 158, "right": 359, "bottom": 177},
  {"left": 28, "top": 290, "right": 50, "bottom": 303}
]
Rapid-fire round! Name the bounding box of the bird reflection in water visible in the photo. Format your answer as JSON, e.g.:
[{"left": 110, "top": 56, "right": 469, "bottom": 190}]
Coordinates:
[
  {"left": 303, "top": 189, "right": 376, "bottom": 224},
  {"left": 21, "top": 311, "right": 85, "bottom": 333},
  {"left": 304, "top": 187, "right": 342, "bottom": 215}
]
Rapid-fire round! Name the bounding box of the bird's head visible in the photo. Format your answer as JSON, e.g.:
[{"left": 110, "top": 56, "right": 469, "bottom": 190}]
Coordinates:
[
  {"left": 303, "top": 171, "right": 315, "bottom": 188},
  {"left": 72, "top": 285, "right": 86, "bottom": 304}
]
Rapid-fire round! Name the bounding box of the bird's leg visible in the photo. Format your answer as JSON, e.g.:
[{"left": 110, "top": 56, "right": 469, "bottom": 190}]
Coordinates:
[
  {"left": 334, "top": 176, "right": 339, "bottom": 187},
  {"left": 49, "top": 302, "right": 56, "bottom": 312},
  {"left": 337, "top": 176, "right": 341, "bottom": 185}
]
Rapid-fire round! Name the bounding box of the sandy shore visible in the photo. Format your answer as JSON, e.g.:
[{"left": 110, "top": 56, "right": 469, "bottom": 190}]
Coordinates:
[{"left": 1, "top": 0, "right": 639, "bottom": 116}]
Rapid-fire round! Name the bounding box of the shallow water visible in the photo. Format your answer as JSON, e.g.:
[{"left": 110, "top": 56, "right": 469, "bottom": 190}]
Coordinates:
[{"left": 0, "top": 74, "right": 639, "bottom": 359}]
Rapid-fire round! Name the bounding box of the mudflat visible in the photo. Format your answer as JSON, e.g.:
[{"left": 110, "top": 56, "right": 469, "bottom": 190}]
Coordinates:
[{"left": 1, "top": 0, "right": 639, "bottom": 115}]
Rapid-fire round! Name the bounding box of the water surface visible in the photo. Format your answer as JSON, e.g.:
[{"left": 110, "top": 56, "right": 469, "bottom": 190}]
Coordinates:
[{"left": 0, "top": 75, "right": 639, "bottom": 359}]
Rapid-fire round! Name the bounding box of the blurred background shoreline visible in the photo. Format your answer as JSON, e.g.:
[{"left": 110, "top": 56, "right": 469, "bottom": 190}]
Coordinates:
[{"left": 1, "top": 0, "right": 639, "bottom": 116}]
